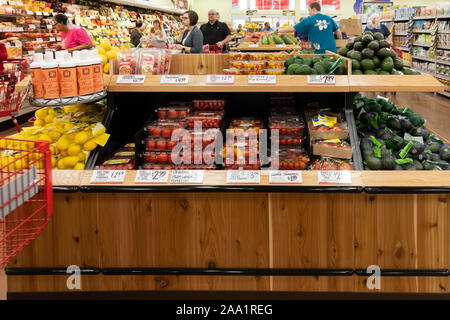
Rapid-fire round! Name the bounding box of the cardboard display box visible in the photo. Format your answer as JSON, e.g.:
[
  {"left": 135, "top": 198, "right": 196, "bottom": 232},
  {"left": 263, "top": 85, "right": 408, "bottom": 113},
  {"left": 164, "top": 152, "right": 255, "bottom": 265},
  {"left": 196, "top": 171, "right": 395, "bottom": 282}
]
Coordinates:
[
  {"left": 311, "top": 141, "right": 353, "bottom": 159},
  {"left": 339, "top": 18, "right": 362, "bottom": 36},
  {"left": 305, "top": 110, "right": 349, "bottom": 140}
]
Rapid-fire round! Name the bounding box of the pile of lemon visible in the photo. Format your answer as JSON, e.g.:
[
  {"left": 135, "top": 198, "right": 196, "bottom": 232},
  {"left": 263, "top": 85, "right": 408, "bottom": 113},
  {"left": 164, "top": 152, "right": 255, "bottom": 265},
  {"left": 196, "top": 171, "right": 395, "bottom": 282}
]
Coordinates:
[
  {"left": 7, "top": 104, "right": 110, "bottom": 170},
  {"left": 97, "top": 40, "right": 120, "bottom": 74}
]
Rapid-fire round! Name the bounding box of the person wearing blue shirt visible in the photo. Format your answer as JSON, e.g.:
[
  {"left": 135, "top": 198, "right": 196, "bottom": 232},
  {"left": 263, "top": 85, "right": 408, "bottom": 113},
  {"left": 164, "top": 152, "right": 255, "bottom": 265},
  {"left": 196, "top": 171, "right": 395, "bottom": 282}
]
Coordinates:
[
  {"left": 276, "top": 2, "right": 342, "bottom": 53},
  {"left": 261, "top": 22, "right": 273, "bottom": 33},
  {"left": 364, "top": 13, "right": 391, "bottom": 39}
]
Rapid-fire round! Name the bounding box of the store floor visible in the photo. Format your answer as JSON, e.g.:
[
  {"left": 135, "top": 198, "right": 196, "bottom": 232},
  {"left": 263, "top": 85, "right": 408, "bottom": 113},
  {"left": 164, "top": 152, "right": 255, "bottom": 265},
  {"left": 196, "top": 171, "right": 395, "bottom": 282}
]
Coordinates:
[{"left": 1, "top": 92, "right": 449, "bottom": 142}]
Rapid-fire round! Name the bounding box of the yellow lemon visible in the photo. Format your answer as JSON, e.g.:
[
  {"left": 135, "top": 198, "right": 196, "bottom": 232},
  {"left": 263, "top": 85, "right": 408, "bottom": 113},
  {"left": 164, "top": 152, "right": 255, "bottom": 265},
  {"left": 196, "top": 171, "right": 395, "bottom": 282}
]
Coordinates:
[
  {"left": 74, "top": 162, "right": 85, "bottom": 170},
  {"left": 57, "top": 158, "right": 65, "bottom": 169},
  {"left": 56, "top": 137, "right": 69, "bottom": 151},
  {"left": 111, "top": 46, "right": 120, "bottom": 52},
  {"left": 83, "top": 139, "right": 97, "bottom": 151},
  {"left": 60, "top": 149, "right": 69, "bottom": 157},
  {"left": 51, "top": 156, "right": 57, "bottom": 167},
  {"left": 34, "top": 118, "right": 45, "bottom": 127},
  {"left": 77, "top": 151, "right": 86, "bottom": 163},
  {"left": 64, "top": 122, "right": 75, "bottom": 131},
  {"left": 106, "top": 50, "right": 117, "bottom": 60},
  {"left": 99, "top": 54, "right": 107, "bottom": 65},
  {"left": 100, "top": 40, "right": 111, "bottom": 51},
  {"left": 47, "top": 108, "right": 56, "bottom": 116},
  {"left": 74, "top": 131, "right": 88, "bottom": 145},
  {"left": 44, "top": 114, "right": 55, "bottom": 123},
  {"left": 103, "top": 62, "right": 110, "bottom": 74},
  {"left": 39, "top": 134, "right": 52, "bottom": 143},
  {"left": 68, "top": 144, "right": 81, "bottom": 156},
  {"left": 50, "top": 145, "right": 57, "bottom": 155},
  {"left": 98, "top": 47, "right": 106, "bottom": 55},
  {"left": 48, "top": 130, "right": 61, "bottom": 141},
  {"left": 35, "top": 108, "right": 47, "bottom": 119},
  {"left": 62, "top": 156, "right": 78, "bottom": 168}
]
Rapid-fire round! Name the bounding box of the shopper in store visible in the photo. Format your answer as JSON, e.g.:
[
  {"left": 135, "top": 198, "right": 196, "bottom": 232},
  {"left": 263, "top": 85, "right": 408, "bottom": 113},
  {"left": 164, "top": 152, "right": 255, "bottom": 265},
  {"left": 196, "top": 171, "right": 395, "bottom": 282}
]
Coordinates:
[
  {"left": 130, "top": 20, "right": 144, "bottom": 47},
  {"left": 200, "top": 9, "right": 232, "bottom": 52},
  {"left": 261, "top": 22, "right": 273, "bottom": 32},
  {"left": 364, "top": 13, "right": 391, "bottom": 39},
  {"left": 276, "top": 2, "right": 342, "bottom": 53},
  {"left": 54, "top": 13, "right": 93, "bottom": 52},
  {"left": 237, "top": 24, "right": 243, "bottom": 33},
  {"left": 149, "top": 20, "right": 167, "bottom": 48},
  {"left": 175, "top": 10, "right": 204, "bottom": 53}
]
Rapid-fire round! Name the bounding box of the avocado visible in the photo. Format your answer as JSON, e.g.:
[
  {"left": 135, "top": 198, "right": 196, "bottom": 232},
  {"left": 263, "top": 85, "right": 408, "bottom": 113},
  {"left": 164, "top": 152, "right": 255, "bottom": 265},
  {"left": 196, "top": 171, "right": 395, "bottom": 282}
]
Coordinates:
[
  {"left": 285, "top": 57, "right": 297, "bottom": 67},
  {"left": 312, "top": 56, "right": 322, "bottom": 64},
  {"left": 295, "top": 64, "right": 312, "bottom": 75},
  {"left": 346, "top": 40, "right": 354, "bottom": 50},
  {"left": 440, "top": 145, "right": 450, "bottom": 161},
  {"left": 353, "top": 41, "right": 364, "bottom": 52},
  {"left": 403, "top": 163, "right": 417, "bottom": 170},
  {"left": 394, "top": 57, "right": 404, "bottom": 70},
  {"left": 362, "top": 34, "right": 374, "bottom": 44},
  {"left": 286, "top": 63, "right": 301, "bottom": 75},
  {"left": 373, "top": 32, "right": 384, "bottom": 41},
  {"left": 321, "top": 59, "right": 333, "bottom": 71},
  {"left": 361, "top": 58, "right": 375, "bottom": 71},
  {"left": 372, "top": 56, "right": 381, "bottom": 67},
  {"left": 429, "top": 141, "right": 442, "bottom": 153},
  {"left": 410, "top": 127, "right": 430, "bottom": 140},
  {"left": 354, "top": 35, "right": 363, "bottom": 42},
  {"left": 394, "top": 164, "right": 404, "bottom": 170},
  {"left": 409, "top": 113, "right": 425, "bottom": 127},
  {"left": 386, "top": 117, "right": 401, "bottom": 131},
  {"left": 377, "top": 47, "right": 393, "bottom": 59},
  {"left": 379, "top": 40, "right": 390, "bottom": 49},
  {"left": 380, "top": 99, "right": 393, "bottom": 112},
  {"left": 368, "top": 40, "right": 380, "bottom": 51},
  {"left": 338, "top": 47, "right": 349, "bottom": 57},
  {"left": 360, "top": 137, "right": 373, "bottom": 150},
  {"left": 362, "top": 48, "right": 375, "bottom": 59},
  {"left": 350, "top": 50, "right": 363, "bottom": 61},
  {"left": 402, "top": 68, "right": 414, "bottom": 75},
  {"left": 352, "top": 59, "right": 361, "bottom": 70},
  {"left": 391, "top": 70, "right": 403, "bottom": 75},
  {"left": 414, "top": 152, "right": 429, "bottom": 162},
  {"left": 430, "top": 153, "right": 441, "bottom": 161},
  {"left": 366, "top": 156, "right": 382, "bottom": 170},
  {"left": 335, "top": 65, "right": 346, "bottom": 75},
  {"left": 382, "top": 156, "right": 396, "bottom": 169},
  {"left": 378, "top": 70, "right": 390, "bottom": 75},
  {"left": 313, "top": 62, "right": 327, "bottom": 74},
  {"left": 400, "top": 119, "right": 413, "bottom": 132},
  {"left": 410, "top": 140, "right": 425, "bottom": 155},
  {"left": 302, "top": 57, "right": 313, "bottom": 67},
  {"left": 381, "top": 56, "right": 394, "bottom": 72},
  {"left": 363, "top": 150, "right": 374, "bottom": 159},
  {"left": 363, "top": 31, "right": 374, "bottom": 37},
  {"left": 365, "top": 70, "right": 378, "bottom": 75},
  {"left": 352, "top": 69, "right": 363, "bottom": 75}
]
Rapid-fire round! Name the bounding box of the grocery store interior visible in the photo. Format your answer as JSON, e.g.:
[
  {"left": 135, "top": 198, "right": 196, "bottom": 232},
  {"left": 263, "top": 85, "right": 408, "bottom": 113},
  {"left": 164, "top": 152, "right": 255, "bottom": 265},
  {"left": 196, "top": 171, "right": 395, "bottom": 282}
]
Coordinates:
[{"left": 1, "top": 0, "right": 450, "bottom": 300}]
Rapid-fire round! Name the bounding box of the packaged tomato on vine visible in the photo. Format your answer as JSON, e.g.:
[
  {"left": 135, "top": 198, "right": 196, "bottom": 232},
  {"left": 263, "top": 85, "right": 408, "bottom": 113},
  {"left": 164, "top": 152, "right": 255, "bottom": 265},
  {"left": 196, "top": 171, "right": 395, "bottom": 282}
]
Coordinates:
[
  {"left": 311, "top": 139, "right": 353, "bottom": 160},
  {"left": 309, "top": 157, "right": 354, "bottom": 170},
  {"left": 271, "top": 148, "right": 309, "bottom": 170}
]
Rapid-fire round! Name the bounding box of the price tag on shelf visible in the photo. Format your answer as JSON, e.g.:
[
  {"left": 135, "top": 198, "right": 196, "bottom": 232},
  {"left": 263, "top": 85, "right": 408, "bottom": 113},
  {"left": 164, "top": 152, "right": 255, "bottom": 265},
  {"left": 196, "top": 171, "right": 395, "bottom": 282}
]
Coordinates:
[
  {"left": 248, "top": 44, "right": 259, "bottom": 48},
  {"left": 43, "top": 12, "right": 49, "bottom": 16},
  {"left": 17, "top": 27, "right": 23, "bottom": 31},
  {"left": 206, "top": 75, "right": 234, "bottom": 84},
  {"left": 276, "top": 44, "right": 287, "bottom": 48},
  {"left": 160, "top": 74, "right": 189, "bottom": 84},
  {"left": 47, "top": 24, "right": 52, "bottom": 29},
  {"left": 269, "top": 171, "right": 302, "bottom": 184},
  {"left": 226, "top": 170, "right": 260, "bottom": 184},
  {"left": 318, "top": 170, "right": 352, "bottom": 184},
  {"left": 36, "top": 38, "right": 43, "bottom": 43},
  {"left": 26, "top": 10, "right": 33, "bottom": 15},
  {"left": 28, "top": 24, "right": 35, "bottom": 30},
  {"left": 170, "top": 170, "right": 204, "bottom": 184},
  {"left": 35, "top": 11, "right": 42, "bottom": 15},
  {"left": 49, "top": 37, "right": 56, "bottom": 42},
  {"left": 248, "top": 75, "right": 276, "bottom": 84},
  {"left": 116, "top": 75, "right": 146, "bottom": 84},
  {"left": 28, "top": 50, "right": 35, "bottom": 55},
  {"left": 135, "top": 170, "right": 169, "bottom": 184},
  {"left": 56, "top": 37, "right": 61, "bottom": 41},
  {"left": 90, "top": 170, "right": 126, "bottom": 184},
  {"left": 307, "top": 75, "right": 336, "bottom": 85}
]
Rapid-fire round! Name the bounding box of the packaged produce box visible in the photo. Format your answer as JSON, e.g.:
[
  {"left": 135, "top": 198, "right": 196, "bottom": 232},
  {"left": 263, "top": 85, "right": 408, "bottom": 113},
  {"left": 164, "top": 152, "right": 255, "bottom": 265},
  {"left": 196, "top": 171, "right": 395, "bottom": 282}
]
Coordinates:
[
  {"left": 339, "top": 19, "right": 362, "bottom": 36},
  {"left": 311, "top": 139, "right": 353, "bottom": 159},
  {"left": 305, "top": 110, "right": 349, "bottom": 140}
]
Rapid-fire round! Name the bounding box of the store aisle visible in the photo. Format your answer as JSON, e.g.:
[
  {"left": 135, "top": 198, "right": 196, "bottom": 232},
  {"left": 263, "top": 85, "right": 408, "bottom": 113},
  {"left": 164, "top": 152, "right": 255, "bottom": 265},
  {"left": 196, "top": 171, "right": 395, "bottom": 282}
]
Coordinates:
[{"left": 365, "top": 92, "right": 450, "bottom": 143}]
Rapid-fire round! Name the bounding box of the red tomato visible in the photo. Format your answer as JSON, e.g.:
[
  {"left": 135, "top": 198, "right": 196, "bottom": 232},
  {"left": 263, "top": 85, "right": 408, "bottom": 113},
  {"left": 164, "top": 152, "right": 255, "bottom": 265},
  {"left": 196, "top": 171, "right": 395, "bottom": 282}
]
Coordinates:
[
  {"left": 146, "top": 140, "right": 156, "bottom": 150},
  {"left": 168, "top": 109, "right": 178, "bottom": 119},
  {"left": 156, "top": 140, "right": 167, "bottom": 150},
  {"left": 158, "top": 110, "right": 167, "bottom": 119},
  {"left": 152, "top": 127, "right": 161, "bottom": 137},
  {"left": 158, "top": 153, "right": 168, "bottom": 164},
  {"left": 167, "top": 140, "right": 177, "bottom": 150},
  {"left": 145, "top": 153, "right": 157, "bottom": 163},
  {"left": 178, "top": 110, "right": 187, "bottom": 118},
  {"left": 161, "top": 128, "right": 172, "bottom": 139}
]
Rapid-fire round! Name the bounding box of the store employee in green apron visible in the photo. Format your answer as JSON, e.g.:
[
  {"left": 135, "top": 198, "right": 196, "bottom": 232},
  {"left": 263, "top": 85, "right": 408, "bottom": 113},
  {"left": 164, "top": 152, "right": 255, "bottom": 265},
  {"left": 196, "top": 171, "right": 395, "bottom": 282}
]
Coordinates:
[{"left": 276, "top": 2, "right": 342, "bottom": 53}]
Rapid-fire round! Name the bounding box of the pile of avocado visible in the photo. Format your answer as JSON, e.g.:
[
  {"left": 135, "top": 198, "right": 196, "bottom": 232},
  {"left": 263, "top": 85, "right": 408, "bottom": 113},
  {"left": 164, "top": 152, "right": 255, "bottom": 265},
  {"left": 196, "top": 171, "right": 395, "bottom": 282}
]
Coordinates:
[
  {"left": 284, "top": 55, "right": 346, "bottom": 75},
  {"left": 338, "top": 31, "right": 421, "bottom": 75},
  {"left": 353, "top": 95, "right": 450, "bottom": 170}
]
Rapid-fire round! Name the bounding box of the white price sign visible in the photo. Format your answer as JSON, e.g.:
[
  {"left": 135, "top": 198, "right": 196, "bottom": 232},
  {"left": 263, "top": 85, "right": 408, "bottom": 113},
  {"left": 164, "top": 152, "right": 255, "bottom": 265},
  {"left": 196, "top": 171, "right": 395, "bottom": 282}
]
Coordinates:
[
  {"left": 28, "top": 24, "right": 35, "bottom": 30},
  {"left": 36, "top": 38, "right": 43, "bottom": 43},
  {"left": 276, "top": 44, "right": 286, "bottom": 48},
  {"left": 47, "top": 24, "right": 52, "bottom": 29},
  {"left": 160, "top": 74, "right": 189, "bottom": 84},
  {"left": 206, "top": 75, "right": 235, "bottom": 84},
  {"left": 56, "top": 37, "right": 61, "bottom": 41},
  {"left": 135, "top": 170, "right": 169, "bottom": 184},
  {"left": 318, "top": 170, "right": 352, "bottom": 184},
  {"left": 116, "top": 75, "right": 146, "bottom": 84},
  {"left": 269, "top": 171, "right": 302, "bottom": 184},
  {"left": 248, "top": 44, "right": 259, "bottom": 48},
  {"left": 226, "top": 170, "right": 260, "bottom": 184},
  {"left": 49, "top": 37, "right": 56, "bottom": 41},
  {"left": 90, "top": 170, "right": 126, "bottom": 184},
  {"left": 26, "top": 10, "right": 33, "bottom": 15},
  {"left": 170, "top": 170, "right": 204, "bottom": 184},
  {"left": 248, "top": 75, "right": 276, "bottom": 84},
  {"left": 28, "top": 50, "right": 35, "bottom": 55},
  {"left": 43, "top": 12, "right": 49, "bottom": 16},
  {"left": 35, "top": 11, "right": 42, "bottom": 15},
  {"left": 307, "top": 75, "right": 336, "bottom": 85}
]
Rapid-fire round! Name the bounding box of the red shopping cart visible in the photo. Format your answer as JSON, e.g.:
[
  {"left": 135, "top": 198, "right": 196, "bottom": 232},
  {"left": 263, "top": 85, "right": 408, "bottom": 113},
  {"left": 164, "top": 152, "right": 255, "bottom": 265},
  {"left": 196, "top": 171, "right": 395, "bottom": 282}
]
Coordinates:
[
  {"left": 0, "top": 59, "right": 30, "bottom": 133},
  {"left": 0, "top": 137, "right": 53, "bottom": 270}
]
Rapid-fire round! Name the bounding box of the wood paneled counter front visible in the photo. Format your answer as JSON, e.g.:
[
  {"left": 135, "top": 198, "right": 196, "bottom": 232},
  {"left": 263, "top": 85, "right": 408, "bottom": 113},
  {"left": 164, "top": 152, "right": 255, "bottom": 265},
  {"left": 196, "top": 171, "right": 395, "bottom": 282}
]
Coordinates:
[{"left": 6, "top": 170, "right": 450, "bottom": 294}]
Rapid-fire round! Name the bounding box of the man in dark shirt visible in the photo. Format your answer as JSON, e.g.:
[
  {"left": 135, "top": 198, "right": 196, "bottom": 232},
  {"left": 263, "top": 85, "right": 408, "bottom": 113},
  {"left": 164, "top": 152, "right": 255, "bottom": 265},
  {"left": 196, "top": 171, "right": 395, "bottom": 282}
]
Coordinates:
[{"left": 200, "top": 9, "right": 232, "bottom": 51}]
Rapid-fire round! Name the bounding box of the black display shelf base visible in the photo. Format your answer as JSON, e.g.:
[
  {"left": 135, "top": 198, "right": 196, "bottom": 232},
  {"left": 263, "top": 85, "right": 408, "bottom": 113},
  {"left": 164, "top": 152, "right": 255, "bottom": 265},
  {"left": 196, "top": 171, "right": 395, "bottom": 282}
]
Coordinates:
[{"left": 29, "top": 89, "right": 107, "bottom": 108}]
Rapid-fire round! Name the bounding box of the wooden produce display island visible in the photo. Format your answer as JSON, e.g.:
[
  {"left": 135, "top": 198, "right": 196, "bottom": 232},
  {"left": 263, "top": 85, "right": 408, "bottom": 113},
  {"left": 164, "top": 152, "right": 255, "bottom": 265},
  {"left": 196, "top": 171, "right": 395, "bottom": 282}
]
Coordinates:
[{"left": 4, "top": 73, "right": 450, "bottom": 296}]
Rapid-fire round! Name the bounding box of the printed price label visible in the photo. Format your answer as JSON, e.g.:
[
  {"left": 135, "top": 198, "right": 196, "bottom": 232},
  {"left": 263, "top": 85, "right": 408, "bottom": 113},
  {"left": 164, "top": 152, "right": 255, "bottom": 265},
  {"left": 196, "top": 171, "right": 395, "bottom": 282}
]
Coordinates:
[
  {"left": 47, "top": 24, "right": 52, "bottom": 29},
  {"left": 43, "top": 12, "right": 49, "bottom": 16},
  {"left": 226, "top": 170, "right": 260, "bottom": 184},
  {"left": 26, "top": 10, "right": 33, "bottom": 15},
  {"left": 318, "top": 170, "right": 352, "bottom": 184},
  {"left": 36, "top": 38, "right": 43, "bottom": 43},
  {"left": 49, "top": 37, "right": 56, "bottom": 42},
  {"left": 90, "top": 170, "right": 126, "bottom": 184},
  {"left": 135, "top": 170, "right": 169, "bottom": 184},
  {"left": 269, "top": 171, "right": 302, "bottom": 184},
  {"left": 35, "top": 11, "right": 42, "bottom": 15},
  {"left": 160, "top": 75, "right": 189, "bottom": 84},
  {"left": 116, "top": 75, "right": 146, "bottom": 84},
  {"left": 307, "top": 75, "right": 336, "bottom": 85},
  {"left": 170, "top": 170, "right": 204, "bottom": 184},
  {"left": 206, "top": 75, "right": 235, "bottom": 84},
  {"left": 248, "top": 44, "right": 259, "bottom": 48},
  {"left": 28, "top": 50, "right": 35, "bottom": 55},
  {"left": 276, "top": 44, "right": 287, "bottom": 48},
  {"left": 56, "top": 37, "right": 61, "bottom": 41},
  {"left": 248, "top": 75, "right": 276, "bottom": 84},
  {"left": 28, "top": 24, "right": 35, "bottom": 30}
]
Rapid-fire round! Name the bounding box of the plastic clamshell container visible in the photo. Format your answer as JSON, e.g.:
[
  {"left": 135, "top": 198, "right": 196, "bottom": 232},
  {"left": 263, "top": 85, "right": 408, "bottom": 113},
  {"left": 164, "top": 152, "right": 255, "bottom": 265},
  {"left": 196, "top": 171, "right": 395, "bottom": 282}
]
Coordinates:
[
  {"left": 156, "top": 106, "right": 190, "bottom": 120},
  {"left": 244, "top": 61, "right": 266, "bottom": 71},
  {"left": 266, "top": 53, "right": 286, "bottom": 61},
  {"left": 272, "top": 148, "right": 309, "bottom": 170},
  {"left": 223, "top": 68, "right": 242, "bottom": 75},
  {"left": 187, "top": 112, "right": 224, "bottom": 128},
  {"left": 144, "top": 137, "right": 179, "bottom": 151},
  {"left": 269, "top": 117, "right": 305, "bottom": 135},
  {"left": 230, "top": 60, "right": 247, "bottom": 69},
  {"left": 309, "top": 157, "right": 354, "bottom": 170},
  {"left": 266, "top": 60, "right": 286, "bottom": 69},
  {"left": 272, "top": 135, "right": 305, "bottom": 146},
  {"left": 311, "top": 140, "right": 353, "bottom": 160},
  {"left": 145, "top": 121, "right": 187, "bottom": 138},
  {"left": 193, "top": 99, "right": 226, "bottom": 111},
  {"left": 264, "top": 68, "right": 285, "bottom": 75},
  {"left": 142, "top": 163, "right": 174, "bottom": 170},
  {"left": 97, "top": 158, "right": 135, "bottom": 170},
  {"left": 229, "top": 52, "right": 248, "bottom": 60},
  {"left": 247, "top": 52, "right": 267, "bottom": 61}
]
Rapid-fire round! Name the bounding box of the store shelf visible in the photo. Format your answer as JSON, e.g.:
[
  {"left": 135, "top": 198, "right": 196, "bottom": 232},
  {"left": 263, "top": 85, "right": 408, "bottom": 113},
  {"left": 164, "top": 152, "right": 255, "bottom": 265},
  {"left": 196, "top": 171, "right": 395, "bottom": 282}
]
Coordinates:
[
  {"left": 394, "top": 32, "right": 408, "bottom": 36},
  {"left": 394, "top": 18, "right": 411, "bottom": 22},
  {"left": 437, "top": 91, "right": 450, "bottom": 98},
  {"left": 104, "top": 0, "right": 184, "bottom": 14},
  {"left": 395, "top": 46, "right": 410, "bottom": 51},
  {"left": 233, "top": 44, "right": 302, "bottom": 51},
  {"left": 413, "top": 16, "right": 436, "bottom": 20},
  {"left": 347, "top": 75, "right": 443, "bottom": 92},
  {"left": 437, "top": 60, "right": 450, "bottom": 66},
  {"left": 436, "top": 74, "right": 450, "bottom": 82},
  {"left": 403, "top": 62, "right": 411, "bottom": 67},
  {"left": 413, "top": 42, "right": 433, "bottom": 47},
  {"left": 439, "top": 31, "right": 450, "bottom": 34},
  {"left": 412, "top": 55, "right": 435, "bottom": 63},
  {"left": 380, "top": 19, "right": 393, "bottom": 22},
  {"left": 437, "top": 45, "right": 450, "bottom": 50},
  {"left": 0, "top": 14, "right": 22, "bottom": 18},
  {"left": 108, "top": 75, "right": 351, "bottom": 93},
  {"left": 412, "top": 30, "right": 432, "bottom": 33},
  {"left": 438, "top": 15, "right": 450, "bottom": 19}
]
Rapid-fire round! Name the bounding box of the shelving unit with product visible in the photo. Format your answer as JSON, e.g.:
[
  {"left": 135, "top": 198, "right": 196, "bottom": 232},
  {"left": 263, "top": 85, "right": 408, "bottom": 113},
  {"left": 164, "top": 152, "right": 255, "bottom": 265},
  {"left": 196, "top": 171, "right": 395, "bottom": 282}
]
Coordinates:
[{"left": 6, "top": 48, "right": 450, "bottom": 294}]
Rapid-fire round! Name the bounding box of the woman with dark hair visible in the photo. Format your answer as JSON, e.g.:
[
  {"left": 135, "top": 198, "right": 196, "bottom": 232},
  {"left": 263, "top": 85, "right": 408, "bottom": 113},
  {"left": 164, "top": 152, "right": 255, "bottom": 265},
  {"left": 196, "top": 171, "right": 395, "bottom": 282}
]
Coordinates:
[
  {"left": 54, "top": 13, "right": 93, "bottom": 52},
  {"left": 150, "top": 20, "right": 167, "bottom": 48},
  {"left": 175, "top": 10, "right": 204, "bottom": 53},
  {"left": 130, "top": 20, "right": 144, "bottom": 47}
]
